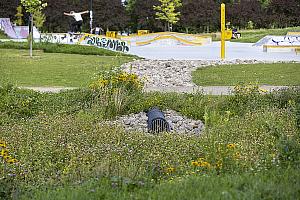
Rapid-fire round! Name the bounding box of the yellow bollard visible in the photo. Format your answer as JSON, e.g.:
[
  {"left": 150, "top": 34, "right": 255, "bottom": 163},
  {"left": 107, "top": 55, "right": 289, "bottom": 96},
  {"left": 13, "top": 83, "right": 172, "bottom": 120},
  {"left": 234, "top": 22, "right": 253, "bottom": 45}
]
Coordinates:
[{"left": 221, "top": 3, "right": 226, "bottom": 60}]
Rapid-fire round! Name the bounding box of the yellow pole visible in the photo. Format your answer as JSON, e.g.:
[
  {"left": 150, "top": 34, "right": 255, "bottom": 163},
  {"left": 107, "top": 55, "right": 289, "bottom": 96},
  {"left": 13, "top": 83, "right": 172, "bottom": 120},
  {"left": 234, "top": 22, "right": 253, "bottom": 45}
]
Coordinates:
[{"left": 221, "top": 3, "right": 225, "bottom": 59}]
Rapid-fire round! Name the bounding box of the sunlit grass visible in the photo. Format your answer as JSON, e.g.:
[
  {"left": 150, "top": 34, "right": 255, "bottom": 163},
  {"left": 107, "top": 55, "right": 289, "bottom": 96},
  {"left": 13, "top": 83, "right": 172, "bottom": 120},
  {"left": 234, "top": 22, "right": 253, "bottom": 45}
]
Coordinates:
[
  {"left": 0, "top": 49, "right": 134, "bottom": 87},
  {"left": 192, "top": 63, "right": 300, "bottom": 86}
]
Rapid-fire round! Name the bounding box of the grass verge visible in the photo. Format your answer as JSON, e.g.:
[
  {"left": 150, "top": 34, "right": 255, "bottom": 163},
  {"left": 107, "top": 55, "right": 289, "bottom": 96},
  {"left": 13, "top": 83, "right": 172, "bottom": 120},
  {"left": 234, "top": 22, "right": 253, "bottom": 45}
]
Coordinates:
[
  {"left": 0, "top": 49, "right": 134, "bottom": 87},
  {"left": 192, "top": 63, "right": 300, "bottom": 86},
  {"left": 0, "top": 41, "right": 137, "bottom": 57}
]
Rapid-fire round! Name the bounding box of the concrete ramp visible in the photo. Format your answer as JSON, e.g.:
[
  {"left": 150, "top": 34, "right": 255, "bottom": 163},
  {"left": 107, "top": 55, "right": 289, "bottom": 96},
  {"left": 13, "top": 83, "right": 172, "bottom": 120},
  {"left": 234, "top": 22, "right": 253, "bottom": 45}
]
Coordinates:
[
  {"left": 13, "top": 26, "right": 40, "bottom": 39},
  {"left": 254, "top": 35, "right": 300, "bottom": 46},
  {"left": 0, "top": 18, "right": 40, "bottom": 39},
  {"left": 254, "top": 35, "right": 300, "bottom": 53},
  {"left": 121, "top": 32, "right": 212, "bottom": 46},
  {"left": 0, "top": 18, "right": 17, "bottom": 38}
]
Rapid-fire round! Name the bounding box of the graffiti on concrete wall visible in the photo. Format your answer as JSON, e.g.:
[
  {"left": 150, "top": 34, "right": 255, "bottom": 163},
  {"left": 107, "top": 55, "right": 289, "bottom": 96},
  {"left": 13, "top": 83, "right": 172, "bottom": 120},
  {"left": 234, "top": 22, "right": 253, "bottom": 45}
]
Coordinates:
[
  {"left": 40, "top": 33, "right": 130, "bottom": 53},
  {"left": 271, "top": 36, "right": 300, "bottom": 46},
  {"left": 40, "top": 33, "right": 83, "bottom": 44},
  {"left": 79, "top": 34, "right": 130, "bottom": 52}
]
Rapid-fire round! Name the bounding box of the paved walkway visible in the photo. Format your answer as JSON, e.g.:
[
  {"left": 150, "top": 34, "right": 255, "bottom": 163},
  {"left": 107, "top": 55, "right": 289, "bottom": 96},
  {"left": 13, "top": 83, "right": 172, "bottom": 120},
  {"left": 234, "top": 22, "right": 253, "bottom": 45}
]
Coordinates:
[
  {"left": 20, "top": 86, "right": 77, "bottom": 93},
  {"left": 21, "top": 85, "right": 290, "bottom": 95}
]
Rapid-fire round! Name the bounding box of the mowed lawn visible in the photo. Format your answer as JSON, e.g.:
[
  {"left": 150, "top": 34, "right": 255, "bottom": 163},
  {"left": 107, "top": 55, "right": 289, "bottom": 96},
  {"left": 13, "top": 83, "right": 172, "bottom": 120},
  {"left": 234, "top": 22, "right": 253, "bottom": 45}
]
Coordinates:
[
  {"left": 0, "top": 49, "right": 134, "bottom": 87},
  {"left": 192, "top": 63, "right": 300, "bottom": 86}
]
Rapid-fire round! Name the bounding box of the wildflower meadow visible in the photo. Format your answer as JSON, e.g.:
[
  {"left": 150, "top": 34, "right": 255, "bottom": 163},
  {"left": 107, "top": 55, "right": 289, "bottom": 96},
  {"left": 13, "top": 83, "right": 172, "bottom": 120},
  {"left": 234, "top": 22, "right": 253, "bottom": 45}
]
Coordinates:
[{"left": 0, "top": 78, "right": 299, "bottom": 199}]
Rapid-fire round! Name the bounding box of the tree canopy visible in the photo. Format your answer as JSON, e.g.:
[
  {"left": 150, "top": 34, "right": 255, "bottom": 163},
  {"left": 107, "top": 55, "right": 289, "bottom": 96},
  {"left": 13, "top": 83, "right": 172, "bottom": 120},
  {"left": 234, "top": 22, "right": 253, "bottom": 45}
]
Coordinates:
[
  {"left": 153, "top": 0, "right": 182, "bottom": 31},
  {"left": 1, "top": 0, "right": 299, "bottom": 33}
]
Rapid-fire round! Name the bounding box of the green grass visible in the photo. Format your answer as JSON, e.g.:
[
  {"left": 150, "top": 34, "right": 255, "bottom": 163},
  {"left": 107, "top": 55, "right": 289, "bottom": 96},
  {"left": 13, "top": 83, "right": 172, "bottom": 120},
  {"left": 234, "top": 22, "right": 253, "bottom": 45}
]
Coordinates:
[
  {"left": 192, "top": 63, "right": 300, "bottom": 86},
  {"left": 0, "top": 49, "right": 134, "bottom": 87},
  {"left": 231, "top": 27, "right": 300, "bottom": 43}
]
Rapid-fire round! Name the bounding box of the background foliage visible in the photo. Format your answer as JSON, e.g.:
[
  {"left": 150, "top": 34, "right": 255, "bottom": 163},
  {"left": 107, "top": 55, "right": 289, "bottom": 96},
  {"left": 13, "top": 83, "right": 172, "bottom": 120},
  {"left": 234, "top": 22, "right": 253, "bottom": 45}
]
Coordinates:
[{"left": 1, "top": 0, "right": 300, "bottom": 33}]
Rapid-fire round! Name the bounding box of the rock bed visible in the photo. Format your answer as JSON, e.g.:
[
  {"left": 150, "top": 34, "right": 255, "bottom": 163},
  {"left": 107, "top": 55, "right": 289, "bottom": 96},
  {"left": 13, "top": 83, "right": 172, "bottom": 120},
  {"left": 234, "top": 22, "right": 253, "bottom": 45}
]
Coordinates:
[
  {"left": 105, "top": 109, "right": 204, "bottom": 135},
  {"left": 121, "top": 59, "right": 278, "bottom": 88}
]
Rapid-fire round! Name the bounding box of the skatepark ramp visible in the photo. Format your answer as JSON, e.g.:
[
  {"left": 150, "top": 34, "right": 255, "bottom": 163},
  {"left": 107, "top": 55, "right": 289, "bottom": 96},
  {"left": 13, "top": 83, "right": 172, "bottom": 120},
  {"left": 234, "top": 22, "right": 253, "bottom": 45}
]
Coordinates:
[
  {"left": 0, "top": 18, "right": 17, "bottom": 38},
  {"left": 0, "top": 18, "right": 40, "bottom": 39},
  {"left": 121, "top": 32, "right": 212, "bottom": 46},
  {"left": 254, "top": 34, "right": 300, "bottom": 53}
]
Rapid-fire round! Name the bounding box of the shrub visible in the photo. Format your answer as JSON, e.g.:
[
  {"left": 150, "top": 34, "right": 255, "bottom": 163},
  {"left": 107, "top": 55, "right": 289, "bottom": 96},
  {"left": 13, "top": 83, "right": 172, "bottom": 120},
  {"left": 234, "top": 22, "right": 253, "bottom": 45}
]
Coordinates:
[{"left": 89, "top": 67, "right": 144, "bottom": 118}]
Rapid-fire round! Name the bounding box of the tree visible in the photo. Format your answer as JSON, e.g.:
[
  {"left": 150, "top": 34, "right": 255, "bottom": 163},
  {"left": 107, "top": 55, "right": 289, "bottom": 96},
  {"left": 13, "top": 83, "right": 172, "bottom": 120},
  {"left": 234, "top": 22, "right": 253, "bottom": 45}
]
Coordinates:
[
  {"left": 128, "top": 0, "right": 163, "bottom": 32},
  {"left": 124, "top": 0, "right": 137, "bottom": 12},
  {"left": 179, "top": 0, "right": 218, "bottom": 33},
  {"left": 153, "top": 0, "right": 182, "bottom": 31},
  {"left": 21, "top": 0, "right": 47, "bottom": 57},
  {"left": 14, "top": 5, "right": 24, "bottom": 26},
  {"left": 227, "top": 0, "right": 266, "bottom": 29},
  {"left": 21, "top": 0, "right": 47, "bottom": 14},
  {"left": 0, "top": 0, "right": 20, "bottom": 20},
  {"left": 43, "top": 0, "right": 89, "bottom": 33},
  {"left": 92, "top": 0, "right": 128, "bottom": 31},
  {"left": 33, "top": 9, "right": 46, "bottom": 30},
  {"left": 266, "top": 0, "right": 300, "bottom": 28},
  {"left": 259, "top": 0, "right": 271, "bottom": 8}
]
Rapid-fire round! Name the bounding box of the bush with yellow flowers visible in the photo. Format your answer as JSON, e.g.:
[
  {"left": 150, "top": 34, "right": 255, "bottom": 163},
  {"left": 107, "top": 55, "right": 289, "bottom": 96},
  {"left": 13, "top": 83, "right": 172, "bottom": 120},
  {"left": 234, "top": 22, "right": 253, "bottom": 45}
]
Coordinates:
[
  {"left": 89, "top": 67, "right": 144, "bottom": 118},
  {"left": 0, "top": 140, "right": 21, "bottom": 200}
]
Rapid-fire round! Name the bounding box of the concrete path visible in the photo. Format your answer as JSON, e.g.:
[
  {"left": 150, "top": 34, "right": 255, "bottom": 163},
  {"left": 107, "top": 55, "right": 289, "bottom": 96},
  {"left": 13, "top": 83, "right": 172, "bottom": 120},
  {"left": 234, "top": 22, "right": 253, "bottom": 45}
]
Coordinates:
[
  {"left": 19, "top": 86, "right": 78, "bottom": 93},
  {"left": 145, "top": 86, "right": 290, "bottom": 95},
  {"left": 21, "top": 85, "right": 290, "bottom": 95}
]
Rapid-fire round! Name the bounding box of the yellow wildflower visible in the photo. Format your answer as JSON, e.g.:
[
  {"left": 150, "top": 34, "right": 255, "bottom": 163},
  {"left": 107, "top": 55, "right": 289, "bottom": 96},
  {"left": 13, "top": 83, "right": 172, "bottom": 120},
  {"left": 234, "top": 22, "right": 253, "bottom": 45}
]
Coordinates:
[
  {"left": 3, "top": 155, "right": 12, "bottom": 160},
  {"left": 198, "top": 161, "right": 211, "bottom": 168},
  {"left": 191, "top": 161, "right": 198, "bottom": 166},
  {"left": 0, "top": 141, "right": 6, "bottom": 148},
  {"left": 99, "top": 79, "right": 109, "bottom": 87},
  {"left": 0, "top": 149, "right": 8, "bottom": 157},
  {"left": 216, "top": 161, "right": 222, "bottom": 169},
  {"left": 166, "top": 167, "right": 175, "bottom": 173},
  {"left": 6, "top": 158, "right": 18, "bottom": 164},
  {"left": 227, "top": 143, "right": 236, "bottom": 149},
  {"left": 234, "top": 152, "right": 241, "bottom": 159}
]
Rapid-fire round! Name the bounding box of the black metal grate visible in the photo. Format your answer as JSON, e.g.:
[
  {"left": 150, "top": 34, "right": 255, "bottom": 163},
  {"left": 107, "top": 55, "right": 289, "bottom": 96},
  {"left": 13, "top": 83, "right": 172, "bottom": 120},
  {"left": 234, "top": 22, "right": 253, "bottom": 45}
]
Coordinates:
[
  {"left": 151, "top": 118, "right": 169, "bottom": 133},
  {"left": 147, "top": 108, "right": 170, "bottom": 133}
]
